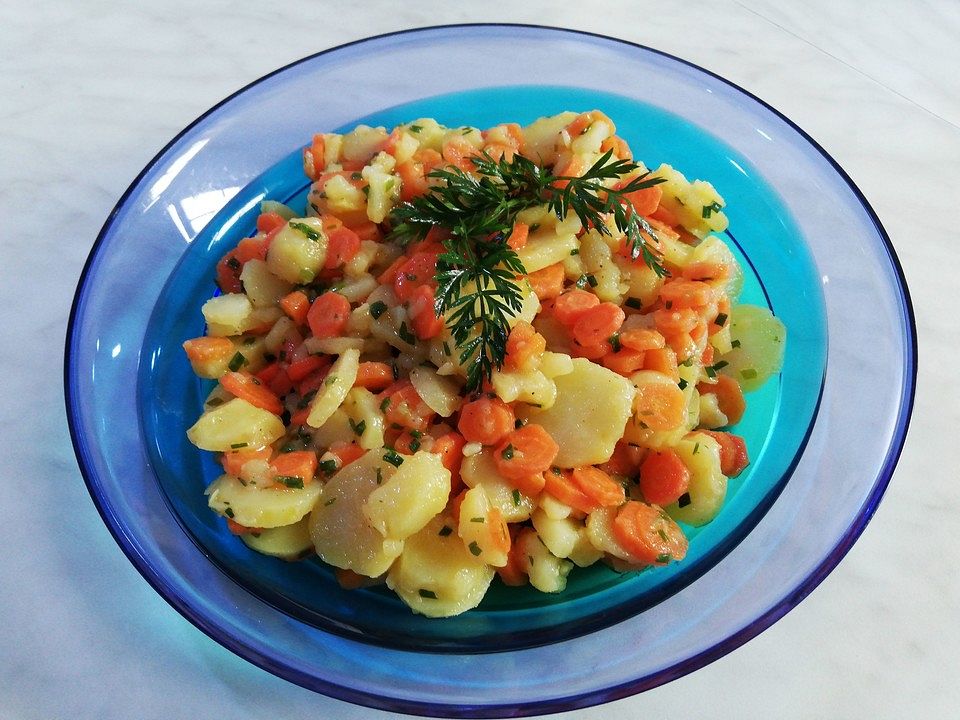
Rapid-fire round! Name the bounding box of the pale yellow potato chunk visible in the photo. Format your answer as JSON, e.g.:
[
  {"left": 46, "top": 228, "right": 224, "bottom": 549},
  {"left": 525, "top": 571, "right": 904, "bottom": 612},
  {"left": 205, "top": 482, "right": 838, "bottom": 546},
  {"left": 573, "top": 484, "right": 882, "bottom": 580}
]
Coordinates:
[
  {"left": 516, "top": 232, "right": 578, "bottom": 273},
  {"left": 267, "top": 217, "right": 328, "bottom": 284},
  {"left": 520, "top": 359, "right": 635, "bottom": 467},
  {"left": 458, "top": 486, "right": 509, "bottom": 567},
  {"left": 410, "top": 366, "right": 463, "bottom": 417},
  {"left": 718, "top": 304, "right": 787, "bottom": 392},
  {"left": 309, "top": 451, "right": 404, "bottom": 577},
  {"left": 341, "top": 387, "right": 385, "bottom": 451},
  {"left": 240, "top": 516, "right": 314, "bottom": 560},
  {"left": 206, "top": 474, "right": 322, "bottom": 529},
  {"left": 363, "top": 451, "right": 450, "bottom": 540},
  {"left": 461, "top": 449, "right": 537, "bottom": 522},
  {"left": 664, "top": 432, "right": 727, "bottom": 526},
  {"left": 306, "top": 348, "right": 360, "bottom": 428},
  {"left": 516, "top": 527, "right": 573, "bottom": 593},
  {"left": 387, "top": 514, "right": 495, "bottom": 618},
  {"left": 239, "top": 258, "right": 292, "bottom": 308},
  {"left": 202, "top": 293, "right": 254, "bottom": 337},
  {"left": 186, "top": 398, "right": 284, "bottom": 452}
]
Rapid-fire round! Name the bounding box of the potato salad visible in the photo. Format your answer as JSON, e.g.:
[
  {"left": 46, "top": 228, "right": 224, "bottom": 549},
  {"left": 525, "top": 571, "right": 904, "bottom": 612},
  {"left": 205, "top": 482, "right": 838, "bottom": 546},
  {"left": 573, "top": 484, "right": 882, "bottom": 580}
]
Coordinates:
[{"left": 182, "top": 111, "right": 786, "bottom": 617}]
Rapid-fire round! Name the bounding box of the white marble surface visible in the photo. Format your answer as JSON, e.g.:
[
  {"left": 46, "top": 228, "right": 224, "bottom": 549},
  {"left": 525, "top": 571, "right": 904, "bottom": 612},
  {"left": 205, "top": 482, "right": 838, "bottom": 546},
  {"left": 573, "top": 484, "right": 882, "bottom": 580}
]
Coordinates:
[{"left": 2, "top": 1, "right": 957, "bottom": 718}]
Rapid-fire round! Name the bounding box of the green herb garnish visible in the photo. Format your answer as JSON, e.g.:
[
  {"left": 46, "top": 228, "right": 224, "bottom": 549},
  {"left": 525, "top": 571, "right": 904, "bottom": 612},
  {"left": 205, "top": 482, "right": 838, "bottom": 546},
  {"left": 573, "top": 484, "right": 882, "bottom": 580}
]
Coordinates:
[
  {"left": 349, "top": 418, "right": 366, "bottom": 437},
  {"left": 227, "top": 352, "right": 247, "bottom": 372},
  {"left": 289, "top": 221, "right": 322, "bottom": 241},
  {"left": 276, "top": 475, "right": 304, "bottom": 489},
  {"left": 383, "top": 449, "right": 404, "bottom": 467},
  {"left": 370, "top": 300, "right": 388, "bottom": 319},
  {"left": 419, "top": 588, "right": 437, "bottom": 599}
]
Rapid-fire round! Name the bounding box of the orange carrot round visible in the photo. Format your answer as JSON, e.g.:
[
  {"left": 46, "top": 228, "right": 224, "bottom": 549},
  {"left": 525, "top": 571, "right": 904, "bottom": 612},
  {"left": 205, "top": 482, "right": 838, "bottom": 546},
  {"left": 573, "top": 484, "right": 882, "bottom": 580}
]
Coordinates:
[
  {"left": 324, "top": 226, "right": 362, "bottom": 269},
  {"left": 639, "top": 450, "right": 690, "bottom": 505},
  {"left": 307, "top": 291, "right": 351, "bottom": 339},
  {"left": 613, "top": 501, "right": 688, "bottom": 565},
  {"left": 457, "top": 396, "right": 515, "bottom": 445},
  {"left": 698, "top": 374, "right": 746, "bottom": 426},
  {"left": 270, "top": 450, "right": 318, "bottom": 484},
  {"left": 279, "top": 290, "right": 311, "bottom": 326},
  {"left": 219, "top": 371, "right": 284, "bottom": 415},
  {"left": 505, "top": 321, "right": 546, "bottom": 372},
  {"left": 572, "top": 302, "right": 625, "bottom": 347},
  {"left": 569, "top": 466, "right": 625, "bottom": 508},
  {"left": 542, "top": 468, "right": 594, "bottom": 513},
  {"left": 493, "top": 424, "right": 559, "bottom": 480},
  {"left": 354, "top": 361, "right": 394, "bottom": 391},
  {"left": 221, "top": 447, "right": 272, "bottom": 476},
  {"left": 525, "top": 263, "right": 565, "bottom": 300},
  {"left": 553, "top": 289, "right": 600, "bottom": 326}
]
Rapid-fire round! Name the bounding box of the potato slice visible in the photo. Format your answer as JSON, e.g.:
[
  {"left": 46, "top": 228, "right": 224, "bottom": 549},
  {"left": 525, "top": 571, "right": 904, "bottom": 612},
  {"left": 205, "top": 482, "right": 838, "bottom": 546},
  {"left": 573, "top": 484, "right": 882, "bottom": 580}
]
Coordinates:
[
  {"left": 267, "top": 217, "right": 328, "bottom": 284},
  {"left": 202, "top": 293, "right": 254, "bottom": 337},
  {"left": 458, "top": 486, "right": 509, "bottom": 567},
  {"left": 461, "top": 449, "right": 537, "bottom": 523},
  {"left": 363, "top": 451, "right": 450, "bottom": 540},
  {"left": 519, "top": 358, "right": 635, "bottom": 467},
  {"left": 664, "top": 432, "right": 726, "bottom": 526},
  {"left": 206, "top": 474, "right": 322, "bottom": 529},
  {"left": 410, "top": 365, "right": 463, "bottom": 417},
  {"left": 516, "top": 527, "right": 573, "bottom": 593},
  {"left": 386, "top": 514, "right": 495, "bottom": 618},
  {"left": 306, "top": 348, "right": 360, "bottom": 428},
  {"left": 240, "top": 516, "right": 314, "bottom": 560},
  {"left": 718, "top": 304, "right": 786, "bottom": 392},
  {"left": 186, "top": 398, "right": 284, "bottom": 452},
  {"left": 239, "top": 258, "right": 292, "bottom": 308},
  {"left": 309, "top": 451, "right": 404, "bottom": 577}
]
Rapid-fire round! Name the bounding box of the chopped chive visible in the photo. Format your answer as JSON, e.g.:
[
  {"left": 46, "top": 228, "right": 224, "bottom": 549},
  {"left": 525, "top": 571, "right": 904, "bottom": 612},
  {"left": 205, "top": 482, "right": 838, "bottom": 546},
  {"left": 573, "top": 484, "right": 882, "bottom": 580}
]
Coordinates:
[
  {"left": 383, "top": 449, "right": 404, "bottom": 467},
  {"left": 418, "top": 588, "right": 437, "bottom": 599},
  {"left": 701, "top": 201, "right": 723, "bottom": 219},
  {"left": 409, "top": 124, "right": 422, "bottom": 133},
  {"left": 277, "top": 475, "right": 304, "bottom": 489},
  {"left": 325, "top": 374, "right": 339, "bottom": 387},
  {"left": 625, "top": 298, "right": 643, "bottom": 309},
  {"left": 678, "top": 378, "right": 688, "bottom": 390},
  {"left": 705, "top": 365, "right": 717, "bottom": 379},
  {"left": 741, "top": 368, "right": 758, "bottom": 379},
  {"left": 350, "top": 172, "right": 363, "bottom": 180},
  {"left": 375, "top": 467, "right": 383, "bottom": 485},
  {"left": 569, "top": 248, "right": 579, "bottom": 256},
  {"left": 501, "top": 444, "right": 515, "bottom": 460},
  {"left": 398, "top": 321, "right": 416, "bottom": 344},
  {"left": 470, "top": 516, "right": 485, "bottom": 523},
  {"left": 230, "top": 442, "right": 248, "bottom": 449},
  {"left": 714, "top": 312, "right": 728, "bottom": 327},
  {"left": 323, "top": 496, "right": 337, "bottom": 506},
  {"left": 586, "top": 274, "right": 598, "bottom": 288},
  {"left": 656, "top": 552, "right": 672, "bottom": 563},
  {"left": 657, "top": 528, "right": 669, "bottom": 542},
  {"left": 297, "top": 390, "right": 318, "bottom": 409},
  {"left": 468, "top": 541, "right": 482, "bottom": 557},
  {"left": 408, "top": 437, "right": 421, "bottom": 452},
  {"left": 370, "top": 300, "right": 388, "bottom": 319},
  {"left": 731, "top": 339, "right": 741, "bottom": 348},
  {"left": 678, "top": 492, "right": 691, "bottom": 508},
  {"left": 693, "top": 442, "right": 700, "bottom": 455},
  {"left": 608, "top": 333, "right": 622, "bottom": 352},
  {"left": 575, "top": 274, "right": 588, "bottom": 289},
  {"left": 438, "top": 525, "right": 453, "bottom": 537},
  {"left": 348, "top": 418, "right": 366, "bottom": 437},
  {"left": 224, "top": 507, "right": 235, "bottom": 518},
  {"left": 712, "top": 360, "right": 729, "bottom": 371},
  {"left": 319, "top": 459, "right": 337, "bottom": 476},
  {"left": 289, "top": 221, "right": 322, "bottom": 241},
  {"left": 380, "top": 397, "right": 391, "bottom": 412},
  {"left": 227, "top": 352, "right": 247, "bottom": 372},
  {"left": 512, "top": 489, "right": 521, "bottom": 506}
]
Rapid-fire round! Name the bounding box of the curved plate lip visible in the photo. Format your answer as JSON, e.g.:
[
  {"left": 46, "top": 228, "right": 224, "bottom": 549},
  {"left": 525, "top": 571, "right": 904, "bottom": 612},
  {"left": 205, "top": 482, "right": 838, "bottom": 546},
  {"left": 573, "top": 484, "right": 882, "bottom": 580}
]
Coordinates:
[{"left": 64, "top": 23, "right": 917, "bottom": 717}]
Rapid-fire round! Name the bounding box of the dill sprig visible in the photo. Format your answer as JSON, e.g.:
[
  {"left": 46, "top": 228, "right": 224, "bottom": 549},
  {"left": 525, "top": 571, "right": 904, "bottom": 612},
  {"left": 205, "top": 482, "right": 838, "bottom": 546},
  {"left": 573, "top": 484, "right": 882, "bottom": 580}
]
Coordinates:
[{"left": 387, "top": 147, "right": 668, "bottom": 391}]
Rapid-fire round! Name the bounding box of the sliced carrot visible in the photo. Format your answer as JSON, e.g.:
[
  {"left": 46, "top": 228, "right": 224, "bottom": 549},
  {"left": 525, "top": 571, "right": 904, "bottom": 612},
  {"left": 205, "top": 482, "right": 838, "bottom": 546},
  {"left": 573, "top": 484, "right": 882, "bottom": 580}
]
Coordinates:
[
  {"left": 487, "top": 507, "right": 512, "bottom": 556},
  {"left": 569, "top": 466, "right": 625, "bottom": 508},
  {"left": 227, "top": 518, "right": 263, "bottom": 536},
  {"left": 408, "top": 284, "right": 444, "bottom": 340},
  {"left": 493, "top": 424, "right": 559, "bottom": 481},
  {"left": 650, "top": 204, "right": 680, "bottom": 227},
  {"left": 383, "top": 383, "right": 435, "bottom": 432},
  {"left": 307, "top": 291, "right": 351, "bottom": 339},
  {"left": 296, "top": 365, "right": 332, "bottom": 398},
  {"left": 457, "top": 396, "right": 515, "bottom": 446},
  {"left": 553, "top": 289, "right": 600, "bottom": 326},
  {"left": 601, "top": 442, "right": 646, "bottom": 477},
  {"left": 623, "top": 184, "right": 662, "bottom": 217},
  {"left": 664, "top": 332, "right": 698, "bottom": 367},
  {"left": 506, "top": 222, "right": 529, "bottom": 250},
  {"left": 377, "top": 255, "right": 408, "bottom": 285},
  {"left": 620, "top": 328, "right": 666, "bottom": 352},
  {"left": 572, "top": 302, "right": 625, "bottom": 347},
  {"left": 570, "top": 338, "right": 608, "bottom": 360},
  {"left": 257, "top": 362, "right": 293, "bottom": 396},
  {"left": 653, "top": 307, "right": 700, "bottom": 336},
  {"left": 505, "top": 321, "right": 546, "bottom": 372},
  {"left": 642, "top": 347, "right": 680, "bottom": 382},
  {"left": 431, "top": 432, "right": 466, "bottom": 493},
  {"left": 542, "top": 468, "right": 595, "bottom": 514},
  {"left": 219, "top": 372, "right": 283, "bottom": 415},
  {"left": 701, "top": 343, "right": 715, "bottom": 367},
  {"left": 279, "top": 290, "right": 310, "bottom": 326},
  {"left": 394, "top": 430, "right": 425, "bottom": 455},
  {"left": 600, "top": 135, "right": 632, "bottom": 160},
  {"left": 288, "top": 407, "right": 310, "bottom": 426},
  {"left": 354, "top": 362, "right": 394, "bottom": 391},
  {"left": 639, "top": 450, "right": 690, "bottom": 505},
  {"left": 701, "top": 431, "right": 749, "bottom": 477},
  {"left": 303, "top": 134, "right": 326, "bottom": 180},
  {"left": 496, "top": 528, "right": 529, "bottom": 587},
  {"left": 659, "top": 279, "right": 716, "bottom": 310},
  {"left": 397, "top": 159, "right": 430, "bottom": 201},
  {"left": 448, "top": 488, "right": 469, "bottom": 524},
  {"left": 328, "top": 441, "right": 365, "bottom": 469},
  {"left": 441, "top": 136, "right": 478, "bottom": 173},
  {"left": 525, "top": 263, "right": 566, "bottom": 301},
  {"left": 351, "top": 221, "right": 381, "bottom": 244},
  {"left": 183, "top": 336, "right": 234, "bottom": 368},
  {"left": 270, "top": 450, "right": 318, "bottom": 484},
  {"left": 221, "top": 446, "right": 272, "bottom": 476},
  {"left": 602, "top": 348, "right": 646, "bottom": 376},
  {"left": 256, "top": 211, "right": 287, "bottom": 234},
  {"left": 286, "top": 354, "right": 328, "bottom": 383},
  {"left": 324, "top": 226, "right": 362, "bottom": 269},
  {"left": 215, "top": 237, "right": 267, "bottom": 293},
  {"left": 509, "top": 472, "right": 546, "bottom": 497},
  {"left": 683, "top": 261, "right": 729, "bottom": 282},
  {"left": 393, "top": 251, "right": 439, "bottom": 303},
  {"left": 612, "top": 501, "right": 688, "bottom": 565},
  {"left": 633, "top": 373, "right": 686, "bottom": 430}
]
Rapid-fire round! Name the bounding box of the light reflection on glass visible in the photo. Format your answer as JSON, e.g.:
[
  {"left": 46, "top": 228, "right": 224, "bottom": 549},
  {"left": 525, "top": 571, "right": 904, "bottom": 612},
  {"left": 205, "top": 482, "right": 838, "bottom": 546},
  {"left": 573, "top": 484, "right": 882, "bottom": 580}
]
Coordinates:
[
  {"left": 146, "top": 139, "right": 209, "bottom": 207},
  {"left": 111, "top": 343, "right": 122, "bottom": 358}
]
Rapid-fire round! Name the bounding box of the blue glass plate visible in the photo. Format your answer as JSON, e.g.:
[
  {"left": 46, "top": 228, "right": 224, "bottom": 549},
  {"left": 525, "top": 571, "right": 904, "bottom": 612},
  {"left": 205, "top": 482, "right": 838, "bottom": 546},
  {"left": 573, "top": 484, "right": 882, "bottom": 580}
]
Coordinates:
[{"left": 66, "top": 25, "right": 915, "bottom": 716}]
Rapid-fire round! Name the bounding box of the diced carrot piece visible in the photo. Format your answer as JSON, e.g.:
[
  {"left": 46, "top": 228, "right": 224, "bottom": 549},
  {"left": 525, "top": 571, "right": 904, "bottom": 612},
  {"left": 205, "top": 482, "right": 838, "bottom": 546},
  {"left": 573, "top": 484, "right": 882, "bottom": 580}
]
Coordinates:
[
  {"left": 600, "top": 135, "right": 632, "bottom": 160},
  {"left": 324, "top": 226, "right": 362, "bottom": 269},
  {"left": 441, "top": 136, "right": 478, "bottom": 172},
  {"left": 701, "top": 431, "right": 749, "bottom": 477},
  {"left": 457, "top": 397, "right": 515, "bottom": 446},
  {"left": 602, "top": 348, "right": 646, "bottom": 376},
  {"left": 377, "top": 255, "right": 407, "bottom": 285},
  {"left": 408, "top": 284, "right": 444, "bottom": 340},
  {"left": 270, "top": 450, "right": 318, "bottom": 484},
  {"left": 650, "top": 204, "right": 679, "bottom": 227},
  {"left": 397, "top": 159, "right": 430, "bottom": 201},
  {"left": 623, "top": 184, "right": 662, "bottom": 217},
  {"left": 280, "top": 290, "right": 310, "bottom": 326},
  {"left": 354, "top": 362, "right": 394, "bottom": 391},
  {"left": 569, "top": 466, "right": 625, "bottom": 508},
  {"left": 448, "top": 488, "right": 469, "bottom": 524},
  {"left": 620, "top": 328, "right": 666, "bottom": 352},
  {"left": 307, "top": 291, "right": 351, "bottom": 339},
  {"left": 612, "top": 501, "right": 688, "bottom": 565},
  {"left": 506, "top": 222, "right": 529, "bottom": 250},
  {"left": 701, "top": 344, "right": 715, "bottom": 367},
  {"left": 296, "top": 365, "right": 332, "bottom": 398},
  {"left": 633, "top": 374, "right": 686, "bottom": 430},
  {"left": 570, "top": 338, "right": 608, "bottom": 360},
  {"left": 256, "top": 212, "right": 287, "bottom": 235},
  {"left": 221, "top": 446, "right": 272, "bottom": 476},
  {"left": 683, "top": 261, "right": 729, "bottom": 282},
  {"left": 639, "top": 450, "right": 690, "bottom": 506},
  {"left": 328, "top": 441, "right": 365, "bottom": 469},
  {"left": 351, "top": 221, "right": 381, "bottom": 243},
  {"left": 553, "top": 289, "right": 600, "bottom": 326},
  {"left": 572, "top": 302, "right": 625, "bottom": 347},
  {"left": 505, "top": 321, "right": 546, "bottom": 372},
  {"left": 219, "top": 372, "right": 283, "bottom": 415},
  {"left": 643, "top": 347, "right": 680, "bottom": 382},
  {"left": 393, "top": 252, "right": 439, "bottom": 302},
  {"left": 509, "top": 472, "right": 546, "bottom": 497},
  {"left": 497, "top": 528, "right": 529, "bottom": 587},
  {"left": 289, "top": 407, "right": 310, "bottom": 426},
  {"left": 431, "top": 432, "right": 466, "bottom": 493},
  {"left": 303, "top": 134, "right": 326, "bottom": 180},
  {"left": 286, "top": 354, "right": 328, "bottom": 383},
  {"left": 525, "top": 263, "right": 565, "bottom": 301},
  {"left": 492, "top": 425, "right": 559, "bottom": 481}
]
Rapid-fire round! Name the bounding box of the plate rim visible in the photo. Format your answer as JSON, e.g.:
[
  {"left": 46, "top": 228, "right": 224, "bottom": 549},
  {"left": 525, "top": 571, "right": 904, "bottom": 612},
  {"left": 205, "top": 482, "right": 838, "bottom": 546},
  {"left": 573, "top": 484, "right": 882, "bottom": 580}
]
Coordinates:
[{"left": 64, "top": 23, "right": 917, "bottom": 717}]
